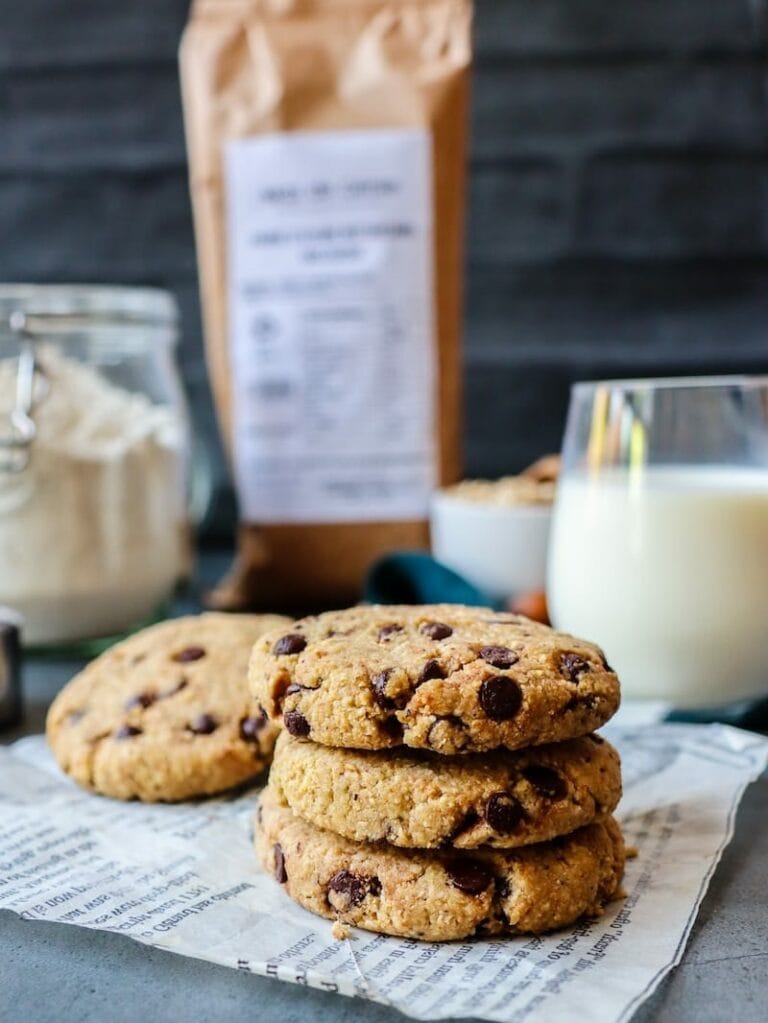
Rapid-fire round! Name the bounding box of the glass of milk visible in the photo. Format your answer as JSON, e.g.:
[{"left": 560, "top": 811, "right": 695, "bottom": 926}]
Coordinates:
[{"left": 547, "top": 377, "right": 768, "bottom": 708}]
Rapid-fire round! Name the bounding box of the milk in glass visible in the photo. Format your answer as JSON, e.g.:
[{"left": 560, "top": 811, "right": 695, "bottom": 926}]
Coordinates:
[{"left": 548, "top": 466, "right": 768, "bottom": 706}]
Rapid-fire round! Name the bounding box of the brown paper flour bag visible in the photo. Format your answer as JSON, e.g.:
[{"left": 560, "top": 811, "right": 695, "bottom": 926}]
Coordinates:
[{"left": 180, "top": 0, "right": 472, "bottom": 610}]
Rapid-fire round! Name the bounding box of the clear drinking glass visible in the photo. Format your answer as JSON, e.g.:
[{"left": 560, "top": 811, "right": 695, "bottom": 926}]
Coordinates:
[{"left": 547, "top": 377, "right": 768, "bottom": 708}]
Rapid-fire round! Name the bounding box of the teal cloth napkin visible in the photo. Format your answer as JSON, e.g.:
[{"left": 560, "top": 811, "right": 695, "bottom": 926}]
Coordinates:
[{"left": 364, "top": 551, "right": 503, "bottom": 609}]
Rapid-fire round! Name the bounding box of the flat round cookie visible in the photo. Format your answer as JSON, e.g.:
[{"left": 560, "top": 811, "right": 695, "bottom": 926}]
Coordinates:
[
  {"left": 249, "top": 605, "right": 620, "bottom": 753},
  {"left": 270, "top": 731, "right": 621, "bottom": 849},
  {"left": 47, "top": 612, "right": 291, "bottom": 801},
  {"left": 256, "top": 787, "right": 625, "bottom": 940}
]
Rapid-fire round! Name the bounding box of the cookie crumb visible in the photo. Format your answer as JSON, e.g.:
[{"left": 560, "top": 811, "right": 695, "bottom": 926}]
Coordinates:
[
  {"left": 625, "top": 845, "right": 639, "bottom": 860},
  {"left": 332, "top": 919, "right": 352, "bottom": 941}
]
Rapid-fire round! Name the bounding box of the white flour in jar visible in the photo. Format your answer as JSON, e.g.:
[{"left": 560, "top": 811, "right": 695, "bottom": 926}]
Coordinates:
[{"left": 0, "top": 346, "right": 184, "bottom": 644}]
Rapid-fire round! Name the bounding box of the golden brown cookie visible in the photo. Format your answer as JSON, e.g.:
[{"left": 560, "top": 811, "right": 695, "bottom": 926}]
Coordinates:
[
  {"left": 47, "top": 612, "right": 291, "bottom": 801},
  {"left": 249, "top": 605, "right": 619, "bottom": 753},
  {"left": 255, "top": 786, "right": 625, "bottom": 940},
  {"left": 270, "top": 731, "right": 621, "bottom": 849}
]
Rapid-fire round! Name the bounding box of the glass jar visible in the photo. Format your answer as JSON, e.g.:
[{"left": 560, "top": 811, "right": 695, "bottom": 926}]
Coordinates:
[{"left": 0, "top": 284, "right": 190, "bottom": 646}]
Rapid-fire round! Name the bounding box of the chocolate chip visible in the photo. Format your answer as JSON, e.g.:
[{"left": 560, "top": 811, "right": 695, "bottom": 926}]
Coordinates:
[
  {"left": 560, "top": 652, "right": 590, "bottom": 682},
  {"left": 273, "top": 633, "right": 307, "bottom": 656},
  {"left": 377, "top": 624, "right": 403, "bottom": 641},
  {"left": 172, "top": 646, "right": 206, "bottom": 663},
  {"left": 421, "top": 621, "right": 453, "bottom": 641},
  {"left": 327, "top": 870, "right": 381, "bottom": 909},
  {"left": 446, "top": 859, "right": 493, "bottom": 895},
  {"left": 124, "top": 692, "right": 156, "bottom": 711},
  {"left": 479, "top": 676, "right": 523, "bottom": 720},
  {"left": 240, "top": 712, "right": 268, "bottom": 742},
  {"left": 115, "top": 724, "right": 142, "bottom": 740},
  {"left": 417, "top": 659, "right": 446, "bottom": 684},
  {"left": 447, "top": 810, "right": 479, "bottom": 842},
  {"left": 380, "top": 715, "right": 404, "bottom": 741},
  {"left": 371, "top": 669, "right": 395, "bottom": 709},
  {"left": 479, "top": 646, "right": 519, "bottom": 670},
  {"left": 273, "top": 843, "right": 287, "bottom": 883},
  {"left": 284, "top": 710, "right": 311, "bottom": 737},
  {"left": 188, "top": 713, "right": 218, "bottom": 735},
  {"left": 522, "top": 765, "right": 567, "bottom": 800},
  {"left": 485, "top": 792, "right": 524, "bottom": 833},
  {"left": 285, "top": 683, "right": 302, "bottom": 696},
  {"left": 600, "top": 653, "right": 614, "bottom": 673}
]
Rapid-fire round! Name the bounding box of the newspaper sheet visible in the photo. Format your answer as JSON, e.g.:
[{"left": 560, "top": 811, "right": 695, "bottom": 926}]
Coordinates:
[{"left": 0, "top": 723, "right": 765, "bottom": 1023}]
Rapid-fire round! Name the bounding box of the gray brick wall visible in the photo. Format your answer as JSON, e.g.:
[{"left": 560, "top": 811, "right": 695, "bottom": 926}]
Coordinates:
[{"left": 1, "top": 0, "right": 767, "bottom": 530}]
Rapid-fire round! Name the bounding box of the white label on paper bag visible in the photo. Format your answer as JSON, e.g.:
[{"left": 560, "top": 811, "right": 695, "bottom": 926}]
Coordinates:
[{"left": 224, "top": 128, "right": 436, "bottom": 523}]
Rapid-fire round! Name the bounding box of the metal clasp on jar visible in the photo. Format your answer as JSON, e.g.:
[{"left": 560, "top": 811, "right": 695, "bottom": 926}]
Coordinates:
[{"left": 0, "top": 310, "right": 42, "bottom": 473}]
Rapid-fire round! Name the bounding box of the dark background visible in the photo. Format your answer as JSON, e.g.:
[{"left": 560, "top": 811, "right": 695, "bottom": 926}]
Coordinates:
[{"left": 2, "top": 0, "right": 767, "bottom": 536}]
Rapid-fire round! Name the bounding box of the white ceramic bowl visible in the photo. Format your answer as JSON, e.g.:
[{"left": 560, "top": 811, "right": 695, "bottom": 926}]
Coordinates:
[{"left": 430, "top": 491, "right": 552, "bottom": 601}]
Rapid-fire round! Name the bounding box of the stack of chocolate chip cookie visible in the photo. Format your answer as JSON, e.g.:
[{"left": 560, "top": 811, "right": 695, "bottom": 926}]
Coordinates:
[{"left": 250, "top": 605, "right": 626, "bottom": 941}]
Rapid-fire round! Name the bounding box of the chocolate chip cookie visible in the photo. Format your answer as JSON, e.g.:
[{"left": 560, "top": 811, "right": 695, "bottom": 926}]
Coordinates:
[
  {"left": 255, "top": 786, "right": 625, "bottom": 940},
  {"left": 47, "top": 612, "right": 291, "bottom": 801},
  {"left": 270, "top": 731, "right": 621, "bottom": 849},
  {"left": 250, "top": 605, "right": 619, "bottom": 753}
]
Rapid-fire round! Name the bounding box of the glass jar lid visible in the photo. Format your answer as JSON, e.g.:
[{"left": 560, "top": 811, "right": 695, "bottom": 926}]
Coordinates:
[
  {"left": 0, "top": 284, "right": 180, "bottom": 473},
  {"left": 0, "top": 284, "right": 178, "bottom": 329}
]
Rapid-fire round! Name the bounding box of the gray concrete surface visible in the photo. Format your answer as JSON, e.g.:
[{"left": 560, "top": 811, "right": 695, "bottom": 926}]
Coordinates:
[{"left": 2, "top": 577, "right": 766, "bottom": 1022}]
